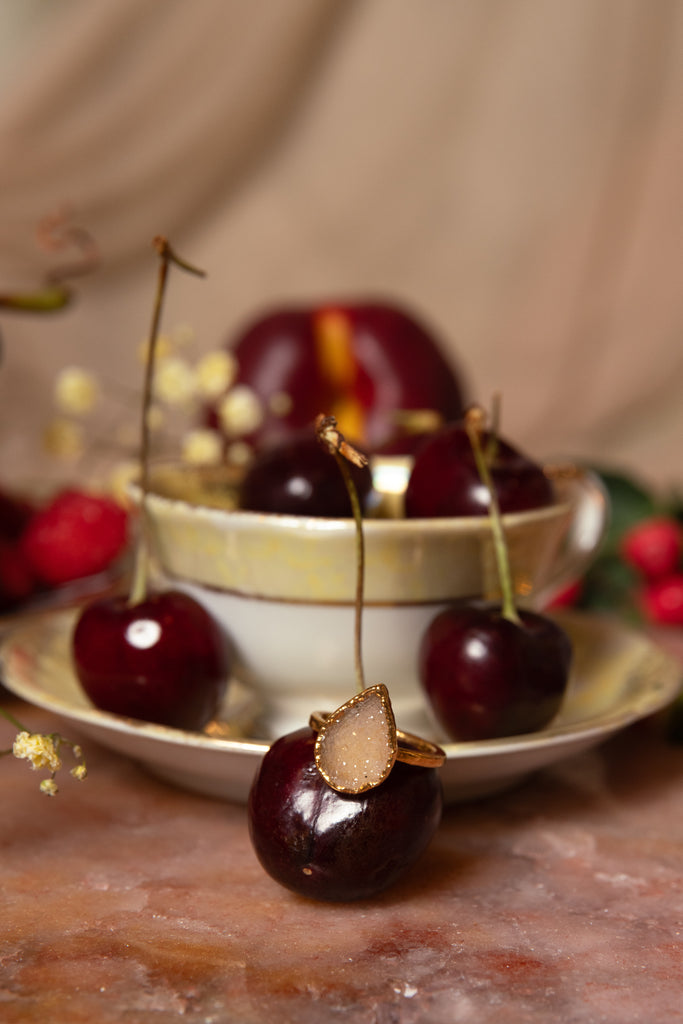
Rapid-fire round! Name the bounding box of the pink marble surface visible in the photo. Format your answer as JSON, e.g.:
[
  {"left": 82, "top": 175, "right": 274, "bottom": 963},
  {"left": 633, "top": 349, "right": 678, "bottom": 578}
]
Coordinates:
[{"left": 1, "top": 696, "right": 682, "bottom": 1024}]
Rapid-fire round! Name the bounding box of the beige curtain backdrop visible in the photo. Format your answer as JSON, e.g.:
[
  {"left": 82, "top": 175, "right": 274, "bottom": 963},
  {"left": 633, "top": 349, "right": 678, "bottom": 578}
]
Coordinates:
[{"left": 0, "top": 0, "right": 681, "bottom": 487}]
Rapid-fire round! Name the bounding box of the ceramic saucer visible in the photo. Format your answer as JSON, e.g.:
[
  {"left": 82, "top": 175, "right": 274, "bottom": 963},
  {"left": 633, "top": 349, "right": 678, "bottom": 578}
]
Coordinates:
[{"left": 1, "top": 609, "right": 680, "bottom": 803}]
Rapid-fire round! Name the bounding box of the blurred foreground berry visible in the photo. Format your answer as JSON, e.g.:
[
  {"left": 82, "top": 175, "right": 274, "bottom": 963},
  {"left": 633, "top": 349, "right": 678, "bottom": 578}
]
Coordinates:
[
  {"left": 545, "top": 579, "right": 583, "bottom": 611},
  {"left": 640, "top": 574, "right": 683, "bottom": 627},
  {"left": 620, "top": 517, "right": 682, "bottom": 580},
  {"left": 21, "top": 489, "right": 129, "bottom": 586}
]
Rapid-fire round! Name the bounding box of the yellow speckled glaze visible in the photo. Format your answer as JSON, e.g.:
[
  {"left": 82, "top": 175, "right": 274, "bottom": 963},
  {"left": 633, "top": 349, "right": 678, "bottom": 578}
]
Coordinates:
[{"left": 138, "top": 467, "right": 605, "bottom": 607}]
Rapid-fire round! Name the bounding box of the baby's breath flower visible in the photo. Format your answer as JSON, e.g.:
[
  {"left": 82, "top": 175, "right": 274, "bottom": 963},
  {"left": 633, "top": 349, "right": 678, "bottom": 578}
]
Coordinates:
[
  {"left": 181, "top": 428, "right": 223, "bottom": 466},
  {"left": 217, "top": 385, "right": 264, "bottom": 437},
  {"left": 154, "top": 356, "right": 197, "bottom": 406},
  {"left": 6, "top": 720, "right": 88, "bottom": 794},
  {"left": 13, "top": 731, "right": 62, "bottom": 772},
  {"left": 195, "top": 350, "right": 237, "bottom": 399},
  {"left": 43, "top": 417, "right": 85, "bottom": 459},
  {"left": 54, "top": 366, "right": 99, "bottom": 415},
  {"left": 226, "top": 440, "right": 254, "bottom": 467}
]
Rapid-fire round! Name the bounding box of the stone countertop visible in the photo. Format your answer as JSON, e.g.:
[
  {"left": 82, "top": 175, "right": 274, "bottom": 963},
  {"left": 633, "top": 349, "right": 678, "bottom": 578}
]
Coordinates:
[{"left": 1, "top": 697, "right": 682, "bottom": 1024}]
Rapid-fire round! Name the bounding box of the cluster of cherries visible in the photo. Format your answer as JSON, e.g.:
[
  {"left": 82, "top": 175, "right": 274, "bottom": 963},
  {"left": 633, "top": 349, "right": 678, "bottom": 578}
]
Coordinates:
[
  {"left": 0, "top": 486, "right": 128, "bottom": 615},
  {"left": 245, "top": 411, "right": 571, "bottom": 900},
  {"left": 60, "top": 261, "right": 571, "bottom": 903},
  {"left": 240, "top": 413, "right": 570, "bottom": 746}
]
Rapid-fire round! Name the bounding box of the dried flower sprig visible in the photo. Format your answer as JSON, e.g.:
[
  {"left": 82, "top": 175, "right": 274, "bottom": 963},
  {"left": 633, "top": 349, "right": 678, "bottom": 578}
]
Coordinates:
[
  {"left": 1, "top": 706, "right": 87, "bottom": 796},
  {"left": 0, "top": 208, "right": 99, "bottom": 314},
  {"left": 42, "top": 323, "right": 261, "bottom": 482}
]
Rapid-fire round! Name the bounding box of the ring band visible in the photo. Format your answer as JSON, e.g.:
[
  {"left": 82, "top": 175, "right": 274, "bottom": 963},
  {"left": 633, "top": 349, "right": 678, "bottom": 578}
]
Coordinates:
[{"left": 309, "top": 710, "right": 446, "bottom": 769}]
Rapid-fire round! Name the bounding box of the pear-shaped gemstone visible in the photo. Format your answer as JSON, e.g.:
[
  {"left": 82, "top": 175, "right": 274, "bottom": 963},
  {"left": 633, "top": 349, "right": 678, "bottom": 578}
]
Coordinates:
[{"left": 314, "top": 684, "right": 397, "bottom": 794}]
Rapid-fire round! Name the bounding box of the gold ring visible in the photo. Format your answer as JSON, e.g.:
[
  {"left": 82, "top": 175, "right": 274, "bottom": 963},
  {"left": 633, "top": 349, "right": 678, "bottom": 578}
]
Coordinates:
[{"left": 309, "top": 710, "right": 446, "bottom": 769}]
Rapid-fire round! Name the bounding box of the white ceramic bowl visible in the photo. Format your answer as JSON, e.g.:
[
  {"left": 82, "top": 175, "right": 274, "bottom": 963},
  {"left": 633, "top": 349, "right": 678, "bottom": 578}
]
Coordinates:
[{"left": 137, "top": 462, "right": 608, "bottom": 737}]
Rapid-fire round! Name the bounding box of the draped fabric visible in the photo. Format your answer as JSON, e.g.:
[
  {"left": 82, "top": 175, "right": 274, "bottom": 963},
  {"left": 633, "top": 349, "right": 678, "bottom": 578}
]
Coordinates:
[{"left": 0, "top": 0, "right": 681, "bottom": 485}]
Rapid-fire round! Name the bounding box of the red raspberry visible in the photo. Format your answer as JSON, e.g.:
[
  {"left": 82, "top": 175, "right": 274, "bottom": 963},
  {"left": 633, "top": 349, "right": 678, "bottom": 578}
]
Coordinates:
[
  {"left": 620, "top": 517, "right": 682, "bottom": 579},
  {"left": 21, "top": 489, "right": 129, "bottom": 586},
  {"left": 640, "top": 574, "right": 683, "bottom": 626}
]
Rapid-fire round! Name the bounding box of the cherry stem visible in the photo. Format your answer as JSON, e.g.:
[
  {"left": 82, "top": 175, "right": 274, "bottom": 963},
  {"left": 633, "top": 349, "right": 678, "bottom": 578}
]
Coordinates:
[
  {"left": 465, "top": 406, "right": 520, "bottom": 625},
  {"left": 316, "top": 415, "right": 368, "bottom": 694},
  {"left": 391, "top": 408, "right": 443, "bottom": 436},
  {"left": 0, "top": 706, "right": 28, "bottom": 733},
  {"left": 129, "top": 236, "right": 205, "bottom": 606},
  {"left": 0, "top": 706, "right": 84, "bottom": 759}
]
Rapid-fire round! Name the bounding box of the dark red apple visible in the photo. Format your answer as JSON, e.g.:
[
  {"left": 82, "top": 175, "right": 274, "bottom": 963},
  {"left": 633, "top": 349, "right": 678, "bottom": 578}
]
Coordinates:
[
  {"left": 248, "top": 727, "right": 443, "bottom": 902},
  {"left": 208, "top": 301, "right": 465, "bottom": 452},
  {"left": 405, "top": 421, "right": 554, "bottom": 518},
  {"left": 419, "top": 601, "right": 571, "bottom": 741}
]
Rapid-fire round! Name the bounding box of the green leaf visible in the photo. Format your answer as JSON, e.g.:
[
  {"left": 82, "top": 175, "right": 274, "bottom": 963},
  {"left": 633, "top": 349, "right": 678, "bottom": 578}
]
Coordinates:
[
  {"left": 576, "top": 553, "right": 641, "bottom": 620},
  {"left": 0, "top": 285, "right": 72, "bottom": 312},
  {"left": 665, "top": 487, "right": 683, "bottom": 525}
]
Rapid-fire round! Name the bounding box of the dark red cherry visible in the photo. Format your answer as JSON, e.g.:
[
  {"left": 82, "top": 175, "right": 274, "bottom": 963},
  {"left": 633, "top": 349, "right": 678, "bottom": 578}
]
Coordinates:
[
  {"left": 248, "top": 728, "right": 442, "bottom": 902},
  {"left": 240, "top": 432, "right": 373, "bottom": 517},
  {"left": 71, "top": 240, "right": 228, "bottom": 732},
  {"left": 405, "top": 422, "right": 554, "bottom": 518},
  {"left": 419, "top": 601, "right": 571, "bottom": 741},
  {"left": 72, "top": 590, "right": 230, "bottom": 730}
]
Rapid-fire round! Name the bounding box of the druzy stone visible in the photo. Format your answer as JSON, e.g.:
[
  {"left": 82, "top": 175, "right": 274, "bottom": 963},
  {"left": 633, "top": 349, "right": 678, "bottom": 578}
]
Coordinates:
[{"left": 314, "top": 685, "right": 397, "bottom": 794}]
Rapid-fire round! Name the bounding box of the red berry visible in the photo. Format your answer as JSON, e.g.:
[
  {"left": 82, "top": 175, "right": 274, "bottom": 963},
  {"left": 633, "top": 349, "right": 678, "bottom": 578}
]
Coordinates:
[
  {"left": 21, "top": 489, "right": 129, "bottom": 586},
  {"left": 545, "top": 579, "right": 583, "bottom": 610},
  {"left": 640, "top": 574, "right": 683, "bottom": 626},
  {"left": 620, "top": 517, "right": 682, "bottom": 579}
]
